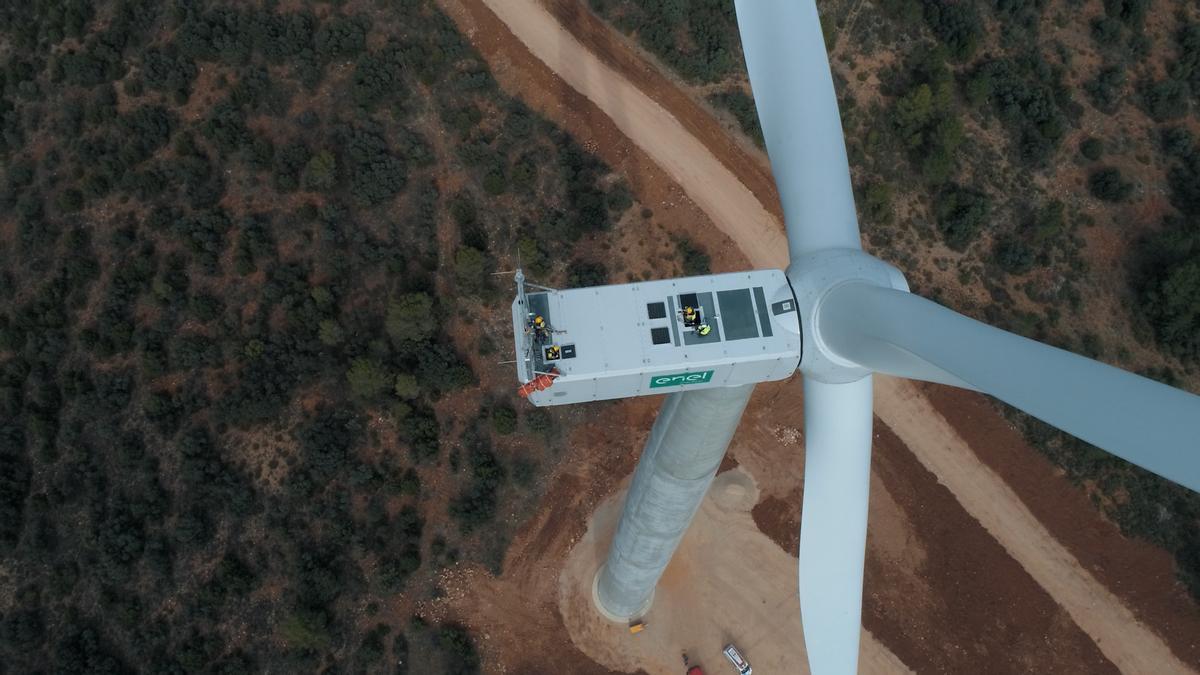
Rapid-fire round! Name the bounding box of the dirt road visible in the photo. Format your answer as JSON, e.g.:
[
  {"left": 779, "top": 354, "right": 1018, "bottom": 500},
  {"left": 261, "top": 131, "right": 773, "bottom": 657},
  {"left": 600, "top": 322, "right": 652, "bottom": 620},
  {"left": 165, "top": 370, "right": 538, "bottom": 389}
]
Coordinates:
[
  {"left": 469, "top": 0, "right": 1195, "bottom": 672},
  {"left": 479, "top": 0, "right": 785, "bottom": 271},
  {"left": 875, "top": 377, "right": 1191, "bottom": 674}
]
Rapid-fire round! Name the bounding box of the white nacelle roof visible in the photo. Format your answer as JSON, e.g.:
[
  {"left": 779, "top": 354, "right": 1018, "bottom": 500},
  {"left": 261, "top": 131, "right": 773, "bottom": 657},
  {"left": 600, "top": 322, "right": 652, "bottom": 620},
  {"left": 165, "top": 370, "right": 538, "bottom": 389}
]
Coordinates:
[{"left": 512, "top": 270, "right": 802, "bottom": 406}]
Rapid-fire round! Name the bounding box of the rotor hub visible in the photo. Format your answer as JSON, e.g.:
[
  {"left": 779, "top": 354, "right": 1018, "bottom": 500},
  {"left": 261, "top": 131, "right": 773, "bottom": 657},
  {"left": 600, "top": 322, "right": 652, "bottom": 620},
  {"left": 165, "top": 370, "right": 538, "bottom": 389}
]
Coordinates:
[{"left": 786, "top": 248, "right": 908, "bottom": 384}]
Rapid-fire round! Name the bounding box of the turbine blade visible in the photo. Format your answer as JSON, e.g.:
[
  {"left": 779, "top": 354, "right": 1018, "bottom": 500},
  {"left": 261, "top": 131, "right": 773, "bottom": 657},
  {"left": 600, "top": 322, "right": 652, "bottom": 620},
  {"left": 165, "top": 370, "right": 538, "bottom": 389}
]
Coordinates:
[
  {"left": 799, "top": 375, "right": 873, "bottom": 675},
  {"left": 734, "top": 0, "right": 861, "bottom": 256},
  {"left": 820, "top": 283, "right": 1200, "bottom": 492}
]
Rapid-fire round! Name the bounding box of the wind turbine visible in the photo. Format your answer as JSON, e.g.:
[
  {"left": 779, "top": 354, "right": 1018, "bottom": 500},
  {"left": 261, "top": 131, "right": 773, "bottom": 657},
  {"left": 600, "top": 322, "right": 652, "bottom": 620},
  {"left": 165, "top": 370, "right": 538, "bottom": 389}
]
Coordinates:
[{"left": 510, "top": 1, "right": 1200, "bottom": 672}]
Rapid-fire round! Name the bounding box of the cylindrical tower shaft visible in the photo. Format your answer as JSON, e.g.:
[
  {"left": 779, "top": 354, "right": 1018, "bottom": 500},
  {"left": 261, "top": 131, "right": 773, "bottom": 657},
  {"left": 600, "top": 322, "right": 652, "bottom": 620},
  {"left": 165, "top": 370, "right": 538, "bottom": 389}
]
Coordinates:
[{"left": 595, "top": 384, "right": 755, "bottom": 619}]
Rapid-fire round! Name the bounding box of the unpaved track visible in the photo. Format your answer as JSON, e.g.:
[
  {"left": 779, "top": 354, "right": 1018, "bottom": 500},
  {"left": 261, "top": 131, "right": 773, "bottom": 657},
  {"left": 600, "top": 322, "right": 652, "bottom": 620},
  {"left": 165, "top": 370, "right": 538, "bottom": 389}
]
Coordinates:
[
  {"left": 479, "top": 0, "right": 783, "bottom": 270},
  {"left": 875, "top": 378, "right": 1191, "bottom": 675},
  {"left": 476, "top": 1, "right": 1195, "bottom": 673}
]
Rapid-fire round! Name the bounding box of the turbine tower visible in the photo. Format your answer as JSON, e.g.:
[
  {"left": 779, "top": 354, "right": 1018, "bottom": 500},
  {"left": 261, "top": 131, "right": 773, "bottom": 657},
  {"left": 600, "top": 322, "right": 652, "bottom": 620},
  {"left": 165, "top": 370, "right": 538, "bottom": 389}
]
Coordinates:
[{"left": 511, "top": 1, "right": 1200, "bottom": 672}]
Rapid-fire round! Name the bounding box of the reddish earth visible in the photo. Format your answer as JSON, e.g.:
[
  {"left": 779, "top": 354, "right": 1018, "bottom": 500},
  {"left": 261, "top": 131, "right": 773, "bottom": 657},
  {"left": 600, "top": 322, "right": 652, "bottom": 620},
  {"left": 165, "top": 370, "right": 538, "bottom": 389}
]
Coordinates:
[
  {"left": 537, "top": 0, "right": 781, "bottom": 216},
  {"left": 865, "top": 419, "right": 1117, "bottom": 674},
  {"left": 426, "top": 1, "right": 1200, "bottom": 673},
  {"left": 745, "top": 409, "right": 1120, "bottom": 674},
  {"left": 419, "top": 397, "right": 659, "bottom": 674},
  {"left": 921, "top": 383, "right": 1200, "bottom": 665}
]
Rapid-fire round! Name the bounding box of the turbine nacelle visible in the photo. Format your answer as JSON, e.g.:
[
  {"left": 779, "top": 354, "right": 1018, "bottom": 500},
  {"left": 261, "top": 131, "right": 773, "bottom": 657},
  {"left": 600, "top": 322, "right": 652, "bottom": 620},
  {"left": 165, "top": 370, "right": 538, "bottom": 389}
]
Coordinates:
[{"left": 511, "top": 269, "right": 802, "bottom": 405}]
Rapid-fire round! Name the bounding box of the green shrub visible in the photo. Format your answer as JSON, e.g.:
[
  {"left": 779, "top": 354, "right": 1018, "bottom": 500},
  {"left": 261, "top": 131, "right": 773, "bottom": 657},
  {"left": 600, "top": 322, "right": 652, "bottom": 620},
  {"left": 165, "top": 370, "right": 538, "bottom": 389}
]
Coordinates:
[
  {"left": 1138, "top": 220, "right": 1200, "bottom": 358},
  {"left": 1079, "top": 137, "right": 1104, "bottom": 161},
  {"left": 993, "top": 234, "right": 1035, "bottom": 274},
  {"left": 302, "top": 150, "right": 337, "bottom": 191},
  {"left": 567, "top": 260, "right": 608, "bottom": 287},
  {"left": 1088, "top": 167, "right": 1132, "bottom": 202},
  {"left": 676, "top": 237, "right": 711, "bottom": 276},
  {"left": 394, "top": 374, "right": 419, "bottom": 400},
  {"left": 970, "top": 56, "right": 1071, "bottom": 165},
  {"left": 921, "top": 0, "right": 983, "bottom": 61},
  {"left": 707, "top": 90, "right": 764, "bottom": 147},
  {"left": 454, "top": 246, "right": 490, "bottom": 295},
  {"left": 280, "top": 610, "right": 331, "bottom": 650},
  {"left": 490, "top": 404, "right": 516, "bottom": 435},
  {"left": 1139, "top": 78, "right": 1190, "bottom": 121},
  {"left": 387, "top": 293, "right": 438, "bottom": 344},
  {"left": 934, "top": 184, "right": 990, "bottom": 250},
  {"left": 347, "top": 358, "right": 391, "bottom": 399},
  {"left": 1084, "top": 65, "right": 1125, "bottom": 113},
  {"left": 861, "top": 182, "right": 895, "bottom": 225},
  {"left": 526, "top": 408, "right": 553, "bottom": 434},
  {"left": 57, "top": 188, "right": 84, "bottom": 212},
  {"left": 589, "top": 0, "right": 741, "bottom": 83}
]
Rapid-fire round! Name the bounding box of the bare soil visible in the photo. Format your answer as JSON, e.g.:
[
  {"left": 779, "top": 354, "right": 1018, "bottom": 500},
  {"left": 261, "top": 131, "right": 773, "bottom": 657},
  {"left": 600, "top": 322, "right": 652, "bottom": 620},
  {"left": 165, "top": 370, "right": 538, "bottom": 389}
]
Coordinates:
[
  {"left": 558, "top": 468, "right": 912, "bottom": 675},
  {"left": 921, "top": 382, "right": 1200, "bottom": 665},
  {"left": 418, "top": 397, "right": 660, "bottom": 674},
  {"left": 432, "top": 1, "right": 1200, "bottom": 673}
]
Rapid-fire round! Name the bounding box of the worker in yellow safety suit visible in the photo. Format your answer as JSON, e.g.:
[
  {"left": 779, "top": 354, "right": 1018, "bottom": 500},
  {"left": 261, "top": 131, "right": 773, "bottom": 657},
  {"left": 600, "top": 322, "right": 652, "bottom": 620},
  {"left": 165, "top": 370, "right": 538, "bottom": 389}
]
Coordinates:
[
  {"left": 545, "top": 345, "right": 561, "bottom": 360},
  {"left": 682, "top": 306, "right": 699, "bottom": 327},
  {"left": 697, "top": 324, "right": 711, "bottom": 336},
  {"left": 531, "top": 315, "right": 549, "bottom": 343}
]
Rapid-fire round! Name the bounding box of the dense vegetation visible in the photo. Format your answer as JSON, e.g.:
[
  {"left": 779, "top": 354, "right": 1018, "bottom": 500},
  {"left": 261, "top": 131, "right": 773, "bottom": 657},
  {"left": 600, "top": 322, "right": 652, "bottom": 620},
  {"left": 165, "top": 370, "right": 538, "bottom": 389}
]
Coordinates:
[
  {"left": 0, "top": 0, "right": 636, "bottom": 670},
  {"left": 591, "top": 0, "right": 1200, "bottom": 598}
]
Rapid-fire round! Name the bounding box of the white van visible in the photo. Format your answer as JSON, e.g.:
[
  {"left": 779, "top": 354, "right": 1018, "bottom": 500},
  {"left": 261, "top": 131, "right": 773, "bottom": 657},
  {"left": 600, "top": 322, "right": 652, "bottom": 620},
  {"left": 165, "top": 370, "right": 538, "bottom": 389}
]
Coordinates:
[{"left": 723, "top": 644, "right": 752, "bottom": 675}]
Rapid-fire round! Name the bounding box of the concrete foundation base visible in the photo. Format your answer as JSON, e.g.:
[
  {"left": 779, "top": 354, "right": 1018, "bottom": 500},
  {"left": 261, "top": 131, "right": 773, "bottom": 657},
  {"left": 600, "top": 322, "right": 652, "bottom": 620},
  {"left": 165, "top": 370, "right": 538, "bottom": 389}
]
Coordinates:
[{"left": 592, "top": 565, "right": 653, "bottom": 622}]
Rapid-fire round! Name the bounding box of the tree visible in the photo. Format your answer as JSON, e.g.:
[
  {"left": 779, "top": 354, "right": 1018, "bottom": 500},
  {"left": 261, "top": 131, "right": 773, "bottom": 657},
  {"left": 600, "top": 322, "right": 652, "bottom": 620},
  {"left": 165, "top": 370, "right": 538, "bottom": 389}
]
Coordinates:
[
  {"left": 1138, "top": 220, "right": 1200, "bottom": 358},
  {"left": 567, "top": 260, "right": 608, "bottom": 287},
  {"left": 970, "top": 56, "right": 1072, "bottom": 165},
  {"left": 1088, "top": 167, "right": 1132, "bottom": 202},
  {"left": 347, "top": 358, "right": 391, "bottom": 398},
  {"left": 861, "top": 181, "right": 894, "bottom": 225},
  {"left": 708, "top": 90, "right": 764, "bottom": 147},
  {"left": 454, "top": 247, "right": 489, "bottom": 294},
  {"left": 1103, "top": 0, "right": 1149, "bottom": 27},
  {"left": 516, "top": 237, "right": 548, "bottom": 276},
  {"left": 676, "top": 237, "right": 711, "bottom": 275},
  {"left": 894, "top": 84, "right": 936, "bottom": 149},
  {"left": 317, "top": 319, "right": 343, "bottom": 346},
  {"left": 890, "top": 64, "right": 962, "bottom": 183},
  {"left": 57, "top": 188, "right": 84, "bottom": 212},
  {"left": 922, "top": 0, "right": 983, "bottom": 61},
  {"left": 386, "top": 293, "right": 437, "bottom": 344},
  {"left": 490, "top": 404, "right": 516, "bottom": 435},
  {"left": 934, "top": 184, "right": 990, "bottom": 251},
  {"left": 1140, "top": 78, "right": 1189, "bottom": 121},
  {"left": 303, "top": 150, "right": 337, "bottom": 191},
  {"left": 526, "top": 408, "right": 553, "bottom": 434},
  {"left": 1085, "top": 65, "right": 1125, "bottom": 113},
  {"left": 481, "top": 166, "right": 507, "bottom": 195},
  {"left": 993, "top": 234, "right": 1035, "bottom": 274},
  {"left": 1079, "top": 137, "right": 1104, "bottom": 161},
  {"left": 394, "top": 373, "right": 419, "bottom": 400}
]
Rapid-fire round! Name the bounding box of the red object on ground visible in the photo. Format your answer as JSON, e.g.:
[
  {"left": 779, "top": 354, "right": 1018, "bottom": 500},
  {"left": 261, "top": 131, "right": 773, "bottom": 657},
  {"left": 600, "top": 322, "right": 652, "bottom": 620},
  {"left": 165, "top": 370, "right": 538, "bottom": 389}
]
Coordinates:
[
  {"left": 687, "top": 667, "right": 704, "bottom": 675},
  {"left": 517, "top": 369, "right": 558, "bottom": 398}
]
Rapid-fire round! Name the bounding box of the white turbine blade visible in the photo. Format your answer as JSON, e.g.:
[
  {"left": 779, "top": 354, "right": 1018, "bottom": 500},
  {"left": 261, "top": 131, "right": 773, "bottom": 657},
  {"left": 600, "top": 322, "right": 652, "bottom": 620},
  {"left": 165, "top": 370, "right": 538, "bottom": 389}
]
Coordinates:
[
  {"left": 820, "top": 283, "right": 1200, "bottom": 492},
  {"left": 800, "top": 375, "right": 873, "bottom": 675},
  {"left": 734, "top": 0, "right": 861, "bottom": 256}
]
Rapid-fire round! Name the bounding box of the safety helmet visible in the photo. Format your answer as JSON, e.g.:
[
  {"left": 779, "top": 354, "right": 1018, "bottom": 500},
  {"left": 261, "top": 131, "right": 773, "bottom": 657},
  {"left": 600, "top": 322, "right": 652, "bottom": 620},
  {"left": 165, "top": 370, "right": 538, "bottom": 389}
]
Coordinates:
[{"left": 534, "top": 315, "right": 545, "bottom": 327}]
